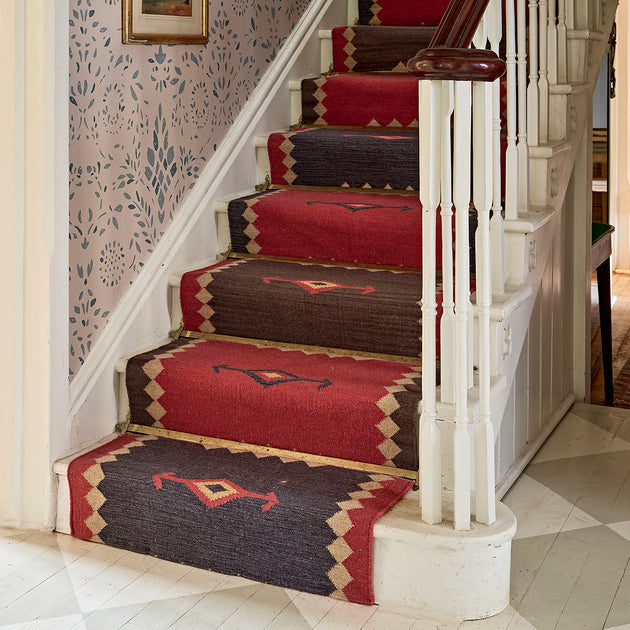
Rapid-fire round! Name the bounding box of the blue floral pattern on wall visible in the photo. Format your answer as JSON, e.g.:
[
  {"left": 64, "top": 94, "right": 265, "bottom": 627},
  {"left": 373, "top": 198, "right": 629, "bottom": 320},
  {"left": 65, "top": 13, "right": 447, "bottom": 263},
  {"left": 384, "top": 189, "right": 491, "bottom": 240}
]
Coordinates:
[{"left": 69, "top": 0, "right": 311, "bottom": 378}]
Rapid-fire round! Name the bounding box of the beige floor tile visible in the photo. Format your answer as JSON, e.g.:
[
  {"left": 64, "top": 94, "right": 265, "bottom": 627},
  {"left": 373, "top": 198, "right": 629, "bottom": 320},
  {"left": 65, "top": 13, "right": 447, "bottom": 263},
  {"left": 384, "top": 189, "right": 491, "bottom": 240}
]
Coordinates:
[
  {"left": 217, "top": 583, "right": 294, "bottom": 629},
  {"left": 502, "top": 475, "right": 574, "bottom": 539},
  {"left": 554, "top": 552, "right": 628, "bottom": 630},
  {"left": 608, "top": 521, "right": 630, "bottom": 542},
  {"left": 268, "top": 591, "right": 336, "bottom": 629},
  {"left": 459, "top": 606, "right": 516, "bottom": 630},
  {"left": 22, "top": 615, "right": 86, "bottom": 630},
  {"left": 604, "top": 559, "right": 630, "bottom": 629},
  {"left": 526, "top": 450, "right": 630, "bottom": 525},
  {"left": 168, "top": 584, "right": 262, "bottom": 630},
  {"left": 504, "top": 611, "right": 538, "bottom": 629},
  {"left": 81, "top": 602, "right": 149, "bottom": 630},
  {"left": 70, "top": 552, "right": 155, "bottom": 613},
  {"left": 361, "top": 608, "right": 416, "bottom": 630},
  {"left": 559, "top": 505, "right": 602, "bottom": 532},
  {"left": 533, "top": 413, "right": 630, "bottom": 463},
  {"left": 312, "top": 599, "right": 376, "bottom": 629}
]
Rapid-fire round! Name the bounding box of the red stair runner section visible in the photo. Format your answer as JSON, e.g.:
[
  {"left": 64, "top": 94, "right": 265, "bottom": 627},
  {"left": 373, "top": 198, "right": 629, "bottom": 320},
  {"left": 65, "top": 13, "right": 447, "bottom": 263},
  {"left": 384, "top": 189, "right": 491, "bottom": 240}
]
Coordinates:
[
  {"left": 126, "top": 337, "right": 423, "bottom": 471},
  {"left": 227, "top": 189, "right": 426, "bottom": 267},
  {"left": 357, "top": 0, "right": 451, "bottom": 26},
  {"left": 301, "top": 75, "right": 419, "bottom": 128}
]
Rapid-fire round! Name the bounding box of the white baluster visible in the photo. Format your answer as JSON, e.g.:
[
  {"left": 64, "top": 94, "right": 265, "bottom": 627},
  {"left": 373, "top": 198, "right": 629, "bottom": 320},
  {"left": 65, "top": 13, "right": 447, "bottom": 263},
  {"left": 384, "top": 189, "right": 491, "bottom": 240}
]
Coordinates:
[
  {"left": 440, "top": 82, "right": 456, "bottom": 405},
  {"left": 548, "top": 0, "right": 558, "bottom": 85},
  {"left": 419, "top": 79, "right": 442, "bottom": 525},
  {"left": 453, "top": 81, "right": 472, "bottom": 531},
  {"left": 565, "top": 0, "right": 574, "bottom": 29},
  {"left": 471, "top": 15, "right": 487, "bottom": 386},
  {"left": 517, "top": 0, "right": 530, "bottom": 210},
  {"left": 473, "top": 79, "right": 496, "bottom": 526},
  {"left": 528, "top": 0, "right": 539, "bottom": 147},
  {"left": 505, "top": 0, "right": 519, "bottom": 219},
  {"left": 539, "top": 0, "right": 549, "bottom": 143},
  {"left": 488, "top": 0, "right": 505, "bottom": 296},
  {"left": 557, "top": 0, "right": 568, "bottom": 83}
]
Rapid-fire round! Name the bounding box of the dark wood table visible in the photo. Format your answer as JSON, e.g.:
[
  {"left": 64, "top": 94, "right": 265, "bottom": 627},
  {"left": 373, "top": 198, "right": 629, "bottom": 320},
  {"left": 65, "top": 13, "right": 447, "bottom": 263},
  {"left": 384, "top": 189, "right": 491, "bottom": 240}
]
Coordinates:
[{"left": 592, "top": 222, "right": 615, "bottom": 404}]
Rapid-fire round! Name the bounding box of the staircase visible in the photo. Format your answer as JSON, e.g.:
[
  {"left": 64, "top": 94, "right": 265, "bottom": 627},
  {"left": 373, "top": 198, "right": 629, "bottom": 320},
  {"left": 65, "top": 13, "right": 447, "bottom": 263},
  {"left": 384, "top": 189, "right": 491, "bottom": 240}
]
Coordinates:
[{"left": 57, "top": 0, "right": 618, "bottom": 621}]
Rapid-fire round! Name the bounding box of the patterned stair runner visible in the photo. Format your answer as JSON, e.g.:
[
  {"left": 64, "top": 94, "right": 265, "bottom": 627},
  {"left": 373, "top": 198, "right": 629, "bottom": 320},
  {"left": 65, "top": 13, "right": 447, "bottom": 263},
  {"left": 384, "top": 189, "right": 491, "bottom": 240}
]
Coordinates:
[
  {"left": 331, "top": 25, "right": 436, "bottom": 73},
  {"left": 228, "top": 189, "right": 425, "bottom": 267},
  {"left": 301, "top": 75, "right": 419, "bottom": 128},
  {"left": 126, "top": 337, "right": 423, "bottom": 470},
  {"left": 179, "top": 257, "right": 429, "bottom": 358},
  {"left": 68, "top": 433, "right": 413, "bottom": 605},
  {"left": 268, "top": 127, "right": 418, "bottom": 190},
  {"left": 227, "top": 188, "right": 477, "bottom": 269},
  {"left": 357, "top": 0, "right": 450, "bottom": 26}
]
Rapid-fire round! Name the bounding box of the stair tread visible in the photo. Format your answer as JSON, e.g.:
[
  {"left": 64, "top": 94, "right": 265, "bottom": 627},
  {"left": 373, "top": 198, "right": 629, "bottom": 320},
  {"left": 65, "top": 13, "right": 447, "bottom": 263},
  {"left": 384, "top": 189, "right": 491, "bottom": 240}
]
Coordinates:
[
  {"left": 301, "top": 74, "right": 418, "bottom": 128},
  {"left": 331, "top": 25, "right": 435, "bottom": 73},
  {"left": 357, "top": 0, "right": 450, "bottom": 26},
  {"left": 126, "top": 337, "right": 422, "bottom": 469},
  {"left": 179, "top": 257, "right": 428, "bottom": 357},
  {"left": 227, "top": 188, "right": 428, "bottom": 268},
  {"left": 65, "top": 432, "right": 413, "bottom": 604},
  {"left": 268, "top": 127, "right": 418, "bottom": 190}
]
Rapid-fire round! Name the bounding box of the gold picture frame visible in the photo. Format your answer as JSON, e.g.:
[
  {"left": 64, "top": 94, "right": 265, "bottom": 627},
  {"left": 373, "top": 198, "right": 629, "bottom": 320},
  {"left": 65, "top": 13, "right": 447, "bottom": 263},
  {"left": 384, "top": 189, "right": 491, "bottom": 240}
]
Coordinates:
[{"left": 123, "top": 0, "right": 208, "bottom": 45}]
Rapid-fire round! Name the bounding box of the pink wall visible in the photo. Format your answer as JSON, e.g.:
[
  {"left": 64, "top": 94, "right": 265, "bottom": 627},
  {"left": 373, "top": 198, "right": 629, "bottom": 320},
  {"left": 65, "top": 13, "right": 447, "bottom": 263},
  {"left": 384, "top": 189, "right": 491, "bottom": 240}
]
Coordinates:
[{"left": 69, "top": 0, "right": 310, "bottom": 377}]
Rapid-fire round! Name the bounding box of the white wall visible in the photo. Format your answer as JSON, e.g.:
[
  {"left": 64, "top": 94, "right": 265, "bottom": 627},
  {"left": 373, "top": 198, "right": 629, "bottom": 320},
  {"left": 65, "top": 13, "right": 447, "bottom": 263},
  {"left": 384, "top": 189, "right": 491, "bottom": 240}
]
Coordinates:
[
  {"left": 0, "top": 0, "right": 69, "bottom": 528},
  {"left": 611, "top": 2, "right": 630, "bottom": 271}
]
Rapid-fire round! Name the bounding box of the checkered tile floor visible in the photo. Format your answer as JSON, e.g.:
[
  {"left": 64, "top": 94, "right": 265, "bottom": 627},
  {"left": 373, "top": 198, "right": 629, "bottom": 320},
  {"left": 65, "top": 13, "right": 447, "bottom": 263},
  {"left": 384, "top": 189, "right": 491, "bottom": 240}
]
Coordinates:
[{"left": 0, "top": 402, "right": 629, "bottom": 629}]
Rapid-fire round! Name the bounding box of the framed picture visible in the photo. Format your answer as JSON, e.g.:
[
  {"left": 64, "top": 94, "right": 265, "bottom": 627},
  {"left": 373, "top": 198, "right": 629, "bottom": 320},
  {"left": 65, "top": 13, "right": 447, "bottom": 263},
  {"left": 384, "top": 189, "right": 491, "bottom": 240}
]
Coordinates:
[{"left": 123, "top": 0, "right": 208, "bottom": 45}]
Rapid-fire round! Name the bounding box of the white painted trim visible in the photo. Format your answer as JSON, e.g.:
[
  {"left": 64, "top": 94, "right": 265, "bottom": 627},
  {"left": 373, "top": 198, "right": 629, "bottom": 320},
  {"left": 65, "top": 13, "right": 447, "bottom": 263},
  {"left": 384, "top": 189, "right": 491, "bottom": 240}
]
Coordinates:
[
  {"left": 68, "top": 0, "right": 341, "bottom": 420},
  {"left": 495, "top": 394, "right": 574, "bottom": 498},
  {"left": 0, "top": 0, "right": 69, "bottom": 529}
]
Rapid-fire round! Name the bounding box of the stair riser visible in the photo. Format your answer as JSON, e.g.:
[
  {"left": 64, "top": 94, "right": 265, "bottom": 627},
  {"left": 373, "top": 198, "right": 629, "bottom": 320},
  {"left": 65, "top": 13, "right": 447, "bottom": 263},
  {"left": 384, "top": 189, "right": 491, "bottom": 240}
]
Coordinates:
[
  {"left": 268, "top": 128, "right": 419, "bottom": 190},
  {"left": 179, "top": 258, "right": 427, "bottom": 358},
  {"left": 301, "top": 75, "right": 419, "bottom": 128},
  {"left": 331, "top": 26, "right": 435, "bottom": 74}
]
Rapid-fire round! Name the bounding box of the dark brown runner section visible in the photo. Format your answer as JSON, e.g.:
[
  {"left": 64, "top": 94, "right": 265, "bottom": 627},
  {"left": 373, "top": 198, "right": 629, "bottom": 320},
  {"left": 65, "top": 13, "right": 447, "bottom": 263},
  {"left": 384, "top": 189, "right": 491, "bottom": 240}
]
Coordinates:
[
  {"left": 332, "top": 26, "right": 436, "bottom": 73},
  {"left": 180, "top": 258, "right": 428, "bottom": 358}
]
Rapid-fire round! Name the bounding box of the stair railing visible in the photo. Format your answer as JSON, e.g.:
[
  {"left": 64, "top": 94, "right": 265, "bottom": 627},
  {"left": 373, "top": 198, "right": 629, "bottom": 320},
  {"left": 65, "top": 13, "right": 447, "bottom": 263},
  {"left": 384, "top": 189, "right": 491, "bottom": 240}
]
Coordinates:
[
  {"left": 408, "top": 0, "right": 572, "bottom": 529},
  {"left": 408, "top": 0, "right": 506, "bottom": 529}
]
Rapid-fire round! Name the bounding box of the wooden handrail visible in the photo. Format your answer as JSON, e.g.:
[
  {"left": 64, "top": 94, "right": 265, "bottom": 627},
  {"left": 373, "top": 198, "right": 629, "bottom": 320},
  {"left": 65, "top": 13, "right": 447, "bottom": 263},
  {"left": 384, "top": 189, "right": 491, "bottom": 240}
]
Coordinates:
[{"left": 407, "top": 0, "right": 506, "bottom": 82}]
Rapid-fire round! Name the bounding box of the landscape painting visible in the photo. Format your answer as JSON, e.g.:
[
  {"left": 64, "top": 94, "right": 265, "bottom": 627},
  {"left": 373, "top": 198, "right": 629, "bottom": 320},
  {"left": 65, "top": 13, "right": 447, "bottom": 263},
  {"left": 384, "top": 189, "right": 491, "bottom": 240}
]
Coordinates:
[
  {"left": 142, "top": 0, "right": 193, "bottom": 17},
  {"left": 123, "top": 0, "right": 208, "bottom": 44}
]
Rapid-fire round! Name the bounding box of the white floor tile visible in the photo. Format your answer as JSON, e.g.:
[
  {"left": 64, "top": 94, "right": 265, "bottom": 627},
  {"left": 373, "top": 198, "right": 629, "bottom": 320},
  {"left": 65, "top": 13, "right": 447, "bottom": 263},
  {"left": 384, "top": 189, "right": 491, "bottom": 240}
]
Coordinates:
[
  {"left": 560, "top": 505, "right": 602, "bottom": 532},
  {"left": 459, "top": 606, "right": 516, "bottom": 630},
  {"left": 502, "top": 475, "right": 576, "bottom": 539},
  {"left": 269, "top": 591, "right": 336, "bottom": 629},
  {"left": 533, "top": 413, "right": 630, "bottom": 463},
  {"left": 313, "top": 599, "right": 376, "bottom": 629},
  {"left": 361, "top": 608, "right": 416, "bottom": 630}
]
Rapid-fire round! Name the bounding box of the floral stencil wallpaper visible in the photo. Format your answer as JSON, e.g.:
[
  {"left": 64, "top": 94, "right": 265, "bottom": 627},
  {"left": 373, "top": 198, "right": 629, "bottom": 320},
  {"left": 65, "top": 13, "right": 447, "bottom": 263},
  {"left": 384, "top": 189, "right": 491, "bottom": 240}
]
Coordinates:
[{"left": 69, "top": 0, "right": 311, "bottom": 378}]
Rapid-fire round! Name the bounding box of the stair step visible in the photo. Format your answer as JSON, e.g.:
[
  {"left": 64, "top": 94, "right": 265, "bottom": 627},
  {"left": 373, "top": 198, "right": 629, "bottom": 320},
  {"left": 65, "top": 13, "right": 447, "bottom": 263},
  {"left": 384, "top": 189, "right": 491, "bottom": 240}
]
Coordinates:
[
  {"left": 357, "top": 0, "right": 450, "bottom": 26},
  {"left": 125, "top": 337, "right": 422, "bottom": 470},
  {"left": 268, "top": 127, "right": 418, "bottom": 190},
  {"left": 55, "top": 436, "right": 516, "bottom": 617},
  {"left": 62, "top": 432, "right": 413, "bottom": 605},
  {"left": 179, "top": 257, "right": 426, "bottom": 357},
  {"left": 331, "top": 25, "right": 435, "bottom": 73},
  {"left": 226, "top": 188, "right": 426, "bottom": 267},
  {"left": 301, "top": 74, "right": 419, "bottom": 128}
]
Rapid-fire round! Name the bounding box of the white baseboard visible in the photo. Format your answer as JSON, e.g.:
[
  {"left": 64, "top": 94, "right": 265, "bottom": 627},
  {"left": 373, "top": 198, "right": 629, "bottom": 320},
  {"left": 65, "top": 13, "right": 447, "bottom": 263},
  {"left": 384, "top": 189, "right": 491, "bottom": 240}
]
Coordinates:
[{"left": 495, "top": 394, "right": 575, "bottom": 499}]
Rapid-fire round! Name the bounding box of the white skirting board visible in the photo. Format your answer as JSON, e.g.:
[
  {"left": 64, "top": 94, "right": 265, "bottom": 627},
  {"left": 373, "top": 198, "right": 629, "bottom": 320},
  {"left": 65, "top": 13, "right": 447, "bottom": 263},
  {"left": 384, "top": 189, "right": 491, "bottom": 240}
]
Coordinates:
[{"left": 54, "top": 444, "right": 515, "bottom": 621}]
